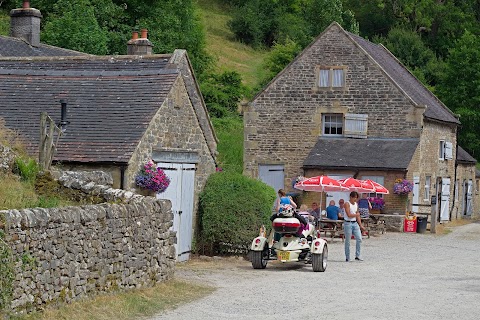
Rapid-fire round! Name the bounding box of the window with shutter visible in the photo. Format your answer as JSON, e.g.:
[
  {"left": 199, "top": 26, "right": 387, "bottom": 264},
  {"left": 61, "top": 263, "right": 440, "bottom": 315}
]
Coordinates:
[
  {"left": 344, "top": 113, "right": 368, "bottom": 138},
  {"left": 445, "top": 142, "right": 453, "bottom": 160}
]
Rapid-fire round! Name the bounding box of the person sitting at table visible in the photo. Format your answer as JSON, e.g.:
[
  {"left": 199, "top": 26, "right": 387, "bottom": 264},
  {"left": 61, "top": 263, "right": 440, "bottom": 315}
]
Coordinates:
[
  {"left": 309, "top": 202, "right": 321, "bottom": 221},
  {"left": 298, "top": 204, "right": 314, "bottom": 222},
  {"left": 326, "top": 200, "right": 342, "bottom": 220}
]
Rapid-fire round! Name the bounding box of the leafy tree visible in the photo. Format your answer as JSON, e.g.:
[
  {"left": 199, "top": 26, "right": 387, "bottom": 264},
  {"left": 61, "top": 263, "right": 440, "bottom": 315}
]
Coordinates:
[
  {"left": 259, "top": 38, "right": 302, "bottom": 88},
  {"left": 437, "top": 31, "right": 480, "bottom": 157},
  {"left": 41, "top": 0, "right": 109, "bottom": 55},
  {"left": 200, "top": 70, "right": 246, "bottom": 118},
  {"left": 229, "top": 0, "right": 358, "bottom": 48}
]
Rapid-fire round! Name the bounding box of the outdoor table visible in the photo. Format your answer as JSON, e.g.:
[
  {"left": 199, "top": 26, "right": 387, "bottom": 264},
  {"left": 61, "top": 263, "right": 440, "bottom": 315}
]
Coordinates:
[{"left": 317, "top": 218, "right": 345, "bottom": 241}]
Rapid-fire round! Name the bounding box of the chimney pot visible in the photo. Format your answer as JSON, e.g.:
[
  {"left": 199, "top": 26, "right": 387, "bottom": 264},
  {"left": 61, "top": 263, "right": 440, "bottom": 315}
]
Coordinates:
[
  {"left": 140, "top": 29, "right": 148, "bottom": 39},
  {"left": 23, "top": 1, "right": 30, "bottom": 9},
  {"left": 10, "top": 2, "right": 42, "bottom": 47},
  {"left": 131, "top": 31, "right": 138, "bottom": 40}
]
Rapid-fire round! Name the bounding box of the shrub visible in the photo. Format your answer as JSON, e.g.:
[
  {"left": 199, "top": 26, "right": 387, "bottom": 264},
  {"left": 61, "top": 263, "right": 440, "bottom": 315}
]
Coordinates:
[
  {"left": 13, "top": 157, "right": 39, "bottom": 182},
  {"left": 198, "top": 172, "right": 276, "bottom": 255}
]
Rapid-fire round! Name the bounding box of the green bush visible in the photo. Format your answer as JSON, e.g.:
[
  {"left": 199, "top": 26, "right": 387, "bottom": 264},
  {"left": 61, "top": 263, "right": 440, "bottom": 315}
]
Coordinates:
[
  {"left": 198, "top": 172, "right": 276, "bottom": 255},
  {"left": 13, "top": 157, "right": 39, "bottom": 183},
  {"left": 211, "top": 116, "right": 243, "bottom": 174}
]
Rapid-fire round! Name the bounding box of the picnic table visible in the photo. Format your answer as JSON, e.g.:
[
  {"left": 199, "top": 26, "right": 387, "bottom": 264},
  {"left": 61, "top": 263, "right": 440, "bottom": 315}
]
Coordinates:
[{"left": 317, "top": 216, "right": 386, "bottom": 241}]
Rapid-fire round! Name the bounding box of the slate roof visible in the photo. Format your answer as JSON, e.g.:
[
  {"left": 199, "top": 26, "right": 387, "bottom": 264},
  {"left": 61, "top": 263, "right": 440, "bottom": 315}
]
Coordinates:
[
  {"left": 456, "top": 146, "right": 477, "bottom": 164},
  {"left": 0, "top": 35, "right": 87, "bottom": 57},
  {"left": 303, "top": 138, "right": 419, "bottom": 170},
  {"left": 0, "top": 56, "right": 179, "bottom": 163},
  {"left": 346, "top": 31, "right": 459, "bottom": 125}
]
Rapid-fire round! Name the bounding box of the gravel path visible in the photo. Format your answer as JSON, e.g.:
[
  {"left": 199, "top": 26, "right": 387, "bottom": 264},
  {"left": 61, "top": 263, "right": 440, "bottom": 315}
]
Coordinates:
[{"left": 152, "top": 222, "right": 480, "bottom": 320}]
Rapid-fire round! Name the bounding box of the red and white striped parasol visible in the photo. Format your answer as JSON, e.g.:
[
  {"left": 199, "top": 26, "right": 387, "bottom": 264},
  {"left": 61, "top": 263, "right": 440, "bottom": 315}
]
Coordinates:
[{"left": 362, "top": 179, "right": 390, "bottom": 194}]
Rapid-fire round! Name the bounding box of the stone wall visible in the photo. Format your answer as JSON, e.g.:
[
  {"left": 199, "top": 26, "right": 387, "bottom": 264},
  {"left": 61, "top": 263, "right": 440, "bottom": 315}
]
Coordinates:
[{"left": 0, "top": 171, "right": 176, "bottom": 313}]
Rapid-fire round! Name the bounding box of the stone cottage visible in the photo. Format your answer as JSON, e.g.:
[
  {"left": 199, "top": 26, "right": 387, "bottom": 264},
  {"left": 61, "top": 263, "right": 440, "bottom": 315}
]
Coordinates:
[
  {"left": 0, "top": 1, "right": 217, "bottom": 261},
  {"left": 244, "top": 22, "right": 477, "bottom": 222}
]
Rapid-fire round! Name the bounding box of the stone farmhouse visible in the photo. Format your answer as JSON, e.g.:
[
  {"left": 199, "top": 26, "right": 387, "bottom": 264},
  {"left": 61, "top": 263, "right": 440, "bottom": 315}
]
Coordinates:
[
  {"left": 0, "top": 1, "right": 217, "bottom": 261},
  {"left": 244, "top": 22, "right": 478, "bottom": 222}
]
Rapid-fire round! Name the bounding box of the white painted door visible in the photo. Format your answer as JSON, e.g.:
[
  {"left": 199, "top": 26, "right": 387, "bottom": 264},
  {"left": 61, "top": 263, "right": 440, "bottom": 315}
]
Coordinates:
[
  {"left": 412, "top": 176, "right": 420, "bottom": 213},
  {"left": 440, "top": 178, "right": 450, "bottom": 221},
  {"left": 326, "top": 174, "right": 350, "bottom": 210},
  {"left": 156, "top": 162, "right": 195, "bottom": 262},
  {"left": 466, "top": 180, "right": 473, "bottom": 216},
  {"left": 258, "top": 164, "right": 284, "bottom": 191}
]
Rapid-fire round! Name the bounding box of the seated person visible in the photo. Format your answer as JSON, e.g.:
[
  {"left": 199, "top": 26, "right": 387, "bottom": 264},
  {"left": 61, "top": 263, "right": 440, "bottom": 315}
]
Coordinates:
[
  {"left": 298, "top": 204, "right": 314, "bottom": 222},
  {"left": 326, "top": 200, "right": 342, "bottom": 220},
  {"left": 338, "top": 199, "right": 346, "bottom": 218},
  {"left": 308, "top": 202, "right": 321, "bottom": 221}
]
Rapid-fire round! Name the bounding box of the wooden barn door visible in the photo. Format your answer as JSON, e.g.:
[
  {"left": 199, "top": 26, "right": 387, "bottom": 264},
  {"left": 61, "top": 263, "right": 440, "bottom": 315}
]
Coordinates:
[{"left": 156, "top": 162, "right": 195, "bottom": 262}]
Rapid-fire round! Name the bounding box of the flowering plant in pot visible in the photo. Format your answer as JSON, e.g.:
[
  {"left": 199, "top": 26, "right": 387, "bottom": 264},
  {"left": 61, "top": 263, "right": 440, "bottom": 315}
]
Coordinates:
[
  {"left": 135, "top": 160, "right": 170, "bottom": 193},
  {"left": 393, "top": 179, "right": 413, "bottom": 195},
  {"left": 368, "top": 197, "right": 385, "bottom": 210}
]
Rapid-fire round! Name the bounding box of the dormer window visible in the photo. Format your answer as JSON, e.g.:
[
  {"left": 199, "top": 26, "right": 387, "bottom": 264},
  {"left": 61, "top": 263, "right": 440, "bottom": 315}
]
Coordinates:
[{"left": 317, "top": 66, "right": 346, "bottom": 88}]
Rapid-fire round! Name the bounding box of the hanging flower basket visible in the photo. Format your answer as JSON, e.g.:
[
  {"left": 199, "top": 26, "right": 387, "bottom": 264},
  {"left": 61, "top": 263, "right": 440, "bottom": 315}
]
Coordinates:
[
  {"left": 135, "top": 160, "right": 170, "bottom": 193},
  {"left": 393, "top": 179, "right": 413, "bottom": 195}
]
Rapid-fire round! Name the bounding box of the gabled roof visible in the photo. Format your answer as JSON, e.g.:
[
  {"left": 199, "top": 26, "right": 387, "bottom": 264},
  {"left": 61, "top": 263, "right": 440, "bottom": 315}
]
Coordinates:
[
  {"left": 346, "top": 31, "right": 459, "bottom": 125},
  {"left": 303, "top": 138, "right": 419, "bottom": 170},
  {"left": 0, "top": 35, "right": 88, "bottom": 57},
  {"left": 456, "top": 146, "right": 477, "bottom": 164},
  {"left": 252, "top": 22, "right": 459, "bottom": 125},
  {"left": 0, "top": 56, "right": 180, "bottom": 163}
]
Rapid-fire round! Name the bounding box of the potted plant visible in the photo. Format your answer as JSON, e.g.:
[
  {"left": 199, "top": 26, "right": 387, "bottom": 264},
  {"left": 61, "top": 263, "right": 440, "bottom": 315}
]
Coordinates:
[{"left": 135, "top": 160, "right": 170, "bottom": 195}]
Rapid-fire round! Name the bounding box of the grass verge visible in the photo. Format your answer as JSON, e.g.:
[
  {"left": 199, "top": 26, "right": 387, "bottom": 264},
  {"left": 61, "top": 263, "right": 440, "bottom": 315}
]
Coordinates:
[
  {"left": 197, "top": 0, "right": 268, "bottom": 91},
  {"left": 211, "top": 116, "right": 243, "bottom": 173},
  {"left": 11, "top": 279, "right": 215, "bottom": 320}
]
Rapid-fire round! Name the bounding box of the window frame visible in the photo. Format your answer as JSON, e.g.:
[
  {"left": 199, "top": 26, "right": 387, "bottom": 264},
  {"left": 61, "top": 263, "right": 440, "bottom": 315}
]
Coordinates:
[
  {"left": 439, "top": 140, "right": 445, "bottom": 160},
  {"left": 361, "top": 175, "right": 385, "bottom": 198},
  {"left": 322, "top": 113, "right": 343, "bottom": 137},
  {"left": 316, "top": 66, "right": 347, "bottom": 89},
  {"left": 424, "top": 176, "right": 431, "bottom": 201}
]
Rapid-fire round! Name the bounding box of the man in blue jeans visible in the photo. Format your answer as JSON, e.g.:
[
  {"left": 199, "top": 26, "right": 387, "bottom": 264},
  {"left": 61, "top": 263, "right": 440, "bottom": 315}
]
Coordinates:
[{"left": 343, "top": 191, "right": 366, "bottom": 262}]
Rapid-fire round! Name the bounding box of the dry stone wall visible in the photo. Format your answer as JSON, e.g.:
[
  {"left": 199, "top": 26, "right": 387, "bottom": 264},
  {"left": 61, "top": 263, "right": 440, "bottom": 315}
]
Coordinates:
[{"left": 0, "top": 171, "right": 176, "bottom": 313}]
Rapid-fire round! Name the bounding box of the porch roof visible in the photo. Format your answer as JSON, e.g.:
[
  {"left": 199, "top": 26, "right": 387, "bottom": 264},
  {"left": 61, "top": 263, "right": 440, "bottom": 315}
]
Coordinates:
[{"left": 303, "top": 138, "right": 419, "bottom": 171}]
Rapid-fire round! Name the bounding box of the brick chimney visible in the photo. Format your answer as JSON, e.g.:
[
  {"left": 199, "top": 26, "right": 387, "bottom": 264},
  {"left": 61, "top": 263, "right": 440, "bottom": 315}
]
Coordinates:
[
  {"left": 10, "top": 1, "right": 42, "bottom": 47},
  {"left": 127, "top": 29, "right": 153, "bottom": 55}
]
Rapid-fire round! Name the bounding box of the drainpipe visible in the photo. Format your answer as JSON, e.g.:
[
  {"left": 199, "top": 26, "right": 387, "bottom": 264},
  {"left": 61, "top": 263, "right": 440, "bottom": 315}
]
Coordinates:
[{"left": 450, "top": 122, "right": 460, "bottom": 220}]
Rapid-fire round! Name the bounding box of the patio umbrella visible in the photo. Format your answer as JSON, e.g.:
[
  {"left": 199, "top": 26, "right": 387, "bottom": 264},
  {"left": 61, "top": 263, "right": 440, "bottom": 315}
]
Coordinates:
[
  {"left": 338, "top": 177, "right": 375, "bottom": 193},
  {"left": 294, "top": 176, "right": 348, "bottom": 209},
  {"left": 362, "top": 179, "right": 390, "bottom": 194}
]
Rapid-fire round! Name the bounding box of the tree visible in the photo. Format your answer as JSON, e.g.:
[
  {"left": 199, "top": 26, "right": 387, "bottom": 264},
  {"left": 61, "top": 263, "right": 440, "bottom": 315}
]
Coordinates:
[
  {"left": 437, "top": 31, "right": 480, "bottom": 157},
  {"left": 41, "top": 0, "right": 109, "bottom": 55}
]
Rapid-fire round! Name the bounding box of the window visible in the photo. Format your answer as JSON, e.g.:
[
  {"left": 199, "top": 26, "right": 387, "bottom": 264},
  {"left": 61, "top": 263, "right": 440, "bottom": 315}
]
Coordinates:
[
  {"left": 362, "top": 176, "right": 385, "bottom": 198},
  {"left": 439, "top": 140, "right": 445, "bottom": 160},
  {"left": 317, "top": 66, "right": 346, "bottom": 88},
  {"left": 424, "top": 176, "right": 431, "bottom": 200},
  {"left": 322, "top": 114, "right": 343, "bottom": 136}
]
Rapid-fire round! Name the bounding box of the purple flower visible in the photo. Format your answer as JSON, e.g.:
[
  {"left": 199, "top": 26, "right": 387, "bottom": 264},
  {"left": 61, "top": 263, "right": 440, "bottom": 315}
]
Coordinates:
[
  {"left": 135, "top": 160, "right": 170, "bottom": 193},
  {"left": 393, "top": 179, "right": 413, "bottom": 195}
]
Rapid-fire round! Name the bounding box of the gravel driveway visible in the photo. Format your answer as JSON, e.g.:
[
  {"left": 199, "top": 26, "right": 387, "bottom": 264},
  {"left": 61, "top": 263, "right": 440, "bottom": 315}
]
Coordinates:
[{"left": 152, "top": 222, "right": 480, "bottom": 320}]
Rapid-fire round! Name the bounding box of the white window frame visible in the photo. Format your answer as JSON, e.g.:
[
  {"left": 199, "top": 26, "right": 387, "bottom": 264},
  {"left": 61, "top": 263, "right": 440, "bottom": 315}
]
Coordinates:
[
  {"left": 361, "top": 175, "right": 385, "bottom": 198},
  {"left": 424, "top": 176, "right": 431, "bottom": 201},
  {"left": 439, "top": 140, "right": 445, "bottom": 160},
  {"left": 322, "top": 114, "right": 343, "bottom": 136},
  {"left": 316, "top": 66, "right": 346, "bottom": 88}
]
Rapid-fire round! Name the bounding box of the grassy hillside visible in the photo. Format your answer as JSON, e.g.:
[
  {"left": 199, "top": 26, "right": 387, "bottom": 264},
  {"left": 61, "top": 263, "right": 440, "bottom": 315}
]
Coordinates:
[{"left": 197, "top": 0, "right": 267, "bottom": 91}]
